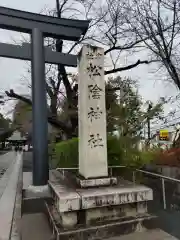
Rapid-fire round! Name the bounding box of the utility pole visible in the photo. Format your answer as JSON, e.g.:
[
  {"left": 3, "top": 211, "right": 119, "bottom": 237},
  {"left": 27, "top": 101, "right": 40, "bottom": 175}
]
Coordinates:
[
  {"left": 147, "top": 117, "right": 151, "bottom": 142},
  {"left": 147, "top": 102, "right": 152, "bottom": 146}
]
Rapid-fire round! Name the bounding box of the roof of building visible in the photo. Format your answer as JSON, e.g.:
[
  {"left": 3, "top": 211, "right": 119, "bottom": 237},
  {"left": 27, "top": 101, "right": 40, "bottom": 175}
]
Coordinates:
[{"left": 7, "top": 130, "right": 26, "bottom": 141}]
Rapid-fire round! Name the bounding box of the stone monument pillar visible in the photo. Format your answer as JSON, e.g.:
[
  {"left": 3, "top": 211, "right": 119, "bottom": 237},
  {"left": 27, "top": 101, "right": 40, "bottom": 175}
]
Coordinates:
[
  {"left": 78, "top": 45, "right": 108, "bottom": 181},
  {"left": 48, "top": 44, "right": 154, "bottom": 236},
  {"left": 48, "top": 44, "right": 154, "bottom": 235}
]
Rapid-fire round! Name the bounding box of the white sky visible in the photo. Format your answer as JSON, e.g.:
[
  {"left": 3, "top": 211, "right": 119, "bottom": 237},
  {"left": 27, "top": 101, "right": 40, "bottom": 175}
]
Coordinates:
[{"left": 0, "top": 0, "right": 179, "bottom": 133}]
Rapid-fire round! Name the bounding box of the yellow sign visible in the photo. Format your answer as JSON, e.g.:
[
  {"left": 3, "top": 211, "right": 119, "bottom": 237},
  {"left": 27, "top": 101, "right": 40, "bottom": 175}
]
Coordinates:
[{"left": 159, "top": 129, "right": 169, "bottom": 141}]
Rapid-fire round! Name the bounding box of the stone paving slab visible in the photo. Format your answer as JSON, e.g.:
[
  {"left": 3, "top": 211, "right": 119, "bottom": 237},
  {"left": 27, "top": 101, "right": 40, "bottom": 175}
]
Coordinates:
[
  {"left": 107, "top": 229, "right": 178, "bottom": 240},
  {"left": 21, "top": 213, "right": 52, "bottom": 240},
  {"left": 23, "top": 172, "right": 32, "bottom": 189},
  {"left": 0, "top": 152, "right": 16, "bottom": 170},
  {"left": 0, "top": 157, "right": 16, "bottom": 199}
]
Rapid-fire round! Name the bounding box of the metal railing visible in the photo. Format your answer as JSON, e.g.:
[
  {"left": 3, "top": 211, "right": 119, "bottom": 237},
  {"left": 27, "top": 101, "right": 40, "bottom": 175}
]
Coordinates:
[
  {"left": 56, "top": 165, "right": 180, "bottom": 211},
  {"left": 136, "top": 169, "right": 180, "bottom": 210}
]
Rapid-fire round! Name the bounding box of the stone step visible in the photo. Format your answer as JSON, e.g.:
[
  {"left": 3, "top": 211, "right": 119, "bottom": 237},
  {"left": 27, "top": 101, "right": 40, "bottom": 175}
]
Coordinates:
[{"left": 45, "top": 201, "right": 157, "bottom": 240}]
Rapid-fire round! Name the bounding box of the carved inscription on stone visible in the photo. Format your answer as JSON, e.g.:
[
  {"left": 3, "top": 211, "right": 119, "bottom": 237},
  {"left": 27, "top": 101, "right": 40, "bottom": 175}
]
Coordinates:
[
  {"left": 88, "top": 106, "right": 102, "bottom": 122},
  {"left": 86, "top": 47, "right": 103, "bottom": 60},
  {"left": 78, "top": 45, "right": 107, "bottom": 178},
  {"left": 88, "top": 84, "right": 103, "bottom": 100},
  {"left": 88, "top": 133, "right": 104, "bottom": 148},
  {"left": 82, "top": 192, "right": 136, "bottom": 209},
  {"left": 136, "top": 191, "right": 147, "bottom": 201},
  {"left": 81, "top": 190, "right": 151, "bottom": 209},
  {"left": 87, "top": 62, "right": 102, "bottom": 78}
]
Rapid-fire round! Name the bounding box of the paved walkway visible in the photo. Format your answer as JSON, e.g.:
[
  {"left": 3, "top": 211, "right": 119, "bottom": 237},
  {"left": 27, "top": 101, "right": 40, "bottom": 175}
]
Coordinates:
[
  {"left": 0, "top": 152, "right": 22, "bottom": 239},
  {"left": 0, "top": 152, "right": 18, "bottom": 200},
  {"left": 22, "top": 153, "right": 52, "bottom": 240},
  {"left": 108, "top": 229, "right": 178, "bottom": 239},
  {"left": 21, "top": 213, "right": 52, "bottom": 240},
  {"left": 23, "top": 151, "right": 32, "bottom": 172},
  {"left": 0, "top": 151, "right": 15, "bottom": 172}
]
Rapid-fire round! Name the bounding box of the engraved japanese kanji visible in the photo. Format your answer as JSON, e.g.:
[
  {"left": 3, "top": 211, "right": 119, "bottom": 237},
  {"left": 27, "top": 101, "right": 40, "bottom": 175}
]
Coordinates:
[
  {"left": 88, "top": 133, "right": 104, "bottom": 148},
  {"left": 86, "top": 50, "right": 102, "bottom": 59},
  {"left": 88, "top": 84, "right": 103, "bottom": 99},
  {"left": 88, "top": 107, "right": 103, "bottom": 122},
  {"left": 87, "top": 62, "right": 102, "bottom": 78}
]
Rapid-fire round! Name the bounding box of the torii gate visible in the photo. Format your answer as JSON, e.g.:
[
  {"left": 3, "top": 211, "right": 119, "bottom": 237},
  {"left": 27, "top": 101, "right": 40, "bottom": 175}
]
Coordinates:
[{"left": 0, "top": 6, "right": 89, "bottom": 186}]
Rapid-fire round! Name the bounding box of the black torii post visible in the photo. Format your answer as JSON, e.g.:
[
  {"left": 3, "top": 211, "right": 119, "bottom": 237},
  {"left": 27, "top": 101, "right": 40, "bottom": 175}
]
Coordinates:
[
  {"left": 0, "top": 6, "right": 89, "bottom": 186},
  {"left": 31, "top": 28, "right": 48, "bottom": 185}
]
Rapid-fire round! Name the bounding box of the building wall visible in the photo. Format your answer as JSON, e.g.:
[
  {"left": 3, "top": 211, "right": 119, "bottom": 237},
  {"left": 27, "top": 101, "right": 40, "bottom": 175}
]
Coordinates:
[
  {"left": 157, "top": 166, "right": 180, "bottom": 178},
  {"left": 156, "top": 165, "right": 180, "bottom": 196}
]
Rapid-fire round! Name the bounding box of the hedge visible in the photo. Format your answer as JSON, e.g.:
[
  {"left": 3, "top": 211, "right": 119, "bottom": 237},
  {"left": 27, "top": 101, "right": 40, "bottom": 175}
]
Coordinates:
[{"left": 53, "top": 136, "right": 123, "bottom": 168}]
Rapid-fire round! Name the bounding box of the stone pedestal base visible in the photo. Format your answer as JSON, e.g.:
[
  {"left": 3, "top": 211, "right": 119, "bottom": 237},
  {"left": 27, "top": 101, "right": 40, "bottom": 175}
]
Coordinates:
[
  {"left": 48, "top": 171, "right": 154, "bottom": 233},
  {"left": 25, "top": 185, "right": 51, "bottom": 198},
  {"left": 76, "top": 176, "right": 117, "bottom": 188},
  {"left": 46, "top": 201, "right": 157, "bottom": 240},
  {"left": 46, "top": 170, "right": 156, "bottom": 239}
]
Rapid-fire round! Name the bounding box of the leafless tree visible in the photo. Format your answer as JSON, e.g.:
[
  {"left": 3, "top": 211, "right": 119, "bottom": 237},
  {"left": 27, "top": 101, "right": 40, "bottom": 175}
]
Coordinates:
[
  {"left": 121, "top": 0, "right": 180, "bottom": 89},
  {"left": 5, "top": 0, "right": 156, "bottom": 138}
]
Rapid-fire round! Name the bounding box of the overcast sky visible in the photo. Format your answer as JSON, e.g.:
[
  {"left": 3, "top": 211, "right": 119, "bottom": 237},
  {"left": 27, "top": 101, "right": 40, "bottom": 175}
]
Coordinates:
[{"left": 0, "top": 0, "right": 179, "bottom": 132}]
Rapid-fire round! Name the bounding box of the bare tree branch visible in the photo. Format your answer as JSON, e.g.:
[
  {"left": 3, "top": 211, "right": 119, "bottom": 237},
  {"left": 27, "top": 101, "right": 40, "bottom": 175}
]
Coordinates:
[
  {"left": 104, "top": 38, "right": 147, "bottom": 54},
  {"left": 105, "top": 60, "right": 149, "bottom": 75},
  {"left": 5, "top": 89, "right": 72, "bottom": 134}
]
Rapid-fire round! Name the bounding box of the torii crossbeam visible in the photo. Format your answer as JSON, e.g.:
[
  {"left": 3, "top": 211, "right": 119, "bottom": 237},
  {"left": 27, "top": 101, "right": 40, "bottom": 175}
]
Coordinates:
[{"left": 0, "top": 6, "right": 89, "bottom": 186}]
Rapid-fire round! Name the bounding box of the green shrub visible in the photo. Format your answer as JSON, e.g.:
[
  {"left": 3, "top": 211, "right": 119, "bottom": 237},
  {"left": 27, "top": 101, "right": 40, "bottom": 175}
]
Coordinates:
[
  {"left": 139, "top": 148, "right": 160, "bottom": 166},
  {"left": 53, "top": 136, "right": 123, "bottom": 168},
  {"left": 122, "top": 147, "right": 160, "bottom": 169},
  {"left": 107, "top": 135, "right": 123, "bottom": 166},
  {"left": 52, "top": 136, "right": 159, "bottom": 170},
  {"left": 53, "top": 138, "right": 78, "bottom": 168}
]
